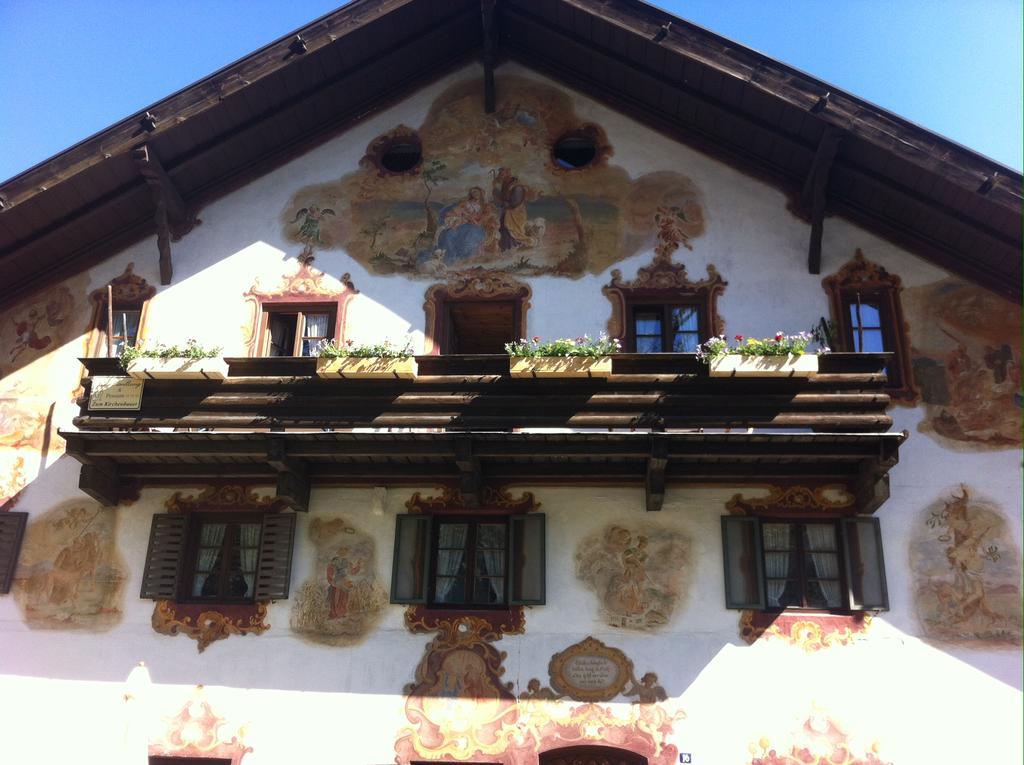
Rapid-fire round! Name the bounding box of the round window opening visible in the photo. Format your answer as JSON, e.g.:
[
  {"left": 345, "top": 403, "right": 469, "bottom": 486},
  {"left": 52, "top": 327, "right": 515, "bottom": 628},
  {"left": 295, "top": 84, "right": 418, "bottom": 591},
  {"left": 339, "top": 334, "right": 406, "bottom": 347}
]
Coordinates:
[
  {"left": 381, "top": 141, "right": 422, "bottom": 173},
  {"left": 553, "top": 134, "right": 597, "bottom": 170}
]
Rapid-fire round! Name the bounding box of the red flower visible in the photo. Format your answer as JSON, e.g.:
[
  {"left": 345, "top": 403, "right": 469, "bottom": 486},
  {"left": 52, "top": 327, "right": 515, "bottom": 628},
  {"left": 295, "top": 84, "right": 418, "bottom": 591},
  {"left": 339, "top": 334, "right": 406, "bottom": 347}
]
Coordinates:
[
  {"left": 532, "top": 336, "right": 540, "bottom": 343},
  {"left": 775, "top": 332, "right": 784, "bottom": 341},
  {"left": 734, "top": 334, "right": 744, "bottom": 342}
]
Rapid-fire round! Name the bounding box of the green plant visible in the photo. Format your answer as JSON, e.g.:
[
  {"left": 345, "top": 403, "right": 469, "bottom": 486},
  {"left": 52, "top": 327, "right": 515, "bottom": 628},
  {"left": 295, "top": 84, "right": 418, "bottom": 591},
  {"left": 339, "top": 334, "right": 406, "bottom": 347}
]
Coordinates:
[
  {"left": 317, "top": 338, "right": 415, "bottom": 359},
  {"left": 119, "top": 338, "right": 222, "bottom": 369},
  {"left": 505, "top": 334, "right": 621, "bottom": 358},
  {"left": 695, "top": 331, "right": 814, "bottom": 364}
]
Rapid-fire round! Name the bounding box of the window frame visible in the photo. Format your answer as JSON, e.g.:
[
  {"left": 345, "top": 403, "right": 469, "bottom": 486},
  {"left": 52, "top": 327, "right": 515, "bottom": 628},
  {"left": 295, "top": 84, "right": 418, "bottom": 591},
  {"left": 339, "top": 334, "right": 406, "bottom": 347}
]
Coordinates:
[
  {"left": 179, "top": 511, "right": 265, "bottom": 606},
  {"left": 721, "top": 514, "right": 888, "bottom": 614},
  {"left": 85, "top": 265, "right": 156, "bottom": 359},
  {"left": 628, "top": 301, "right": 706, "bottom": 353},
  {"left": 822, "top": 250, "right": 917, "bottom": 402},
  {"left": 759, "top": 517, "right": 847, "bottom": 611},
  {"left": 391, "top": 511, "right": 545, "bottom": 608},
  {"left": 258, "top": 300, "right": 340, "bottom": 357},
  {"left": 429, "top": 514, "right": 510, "bottom": 609}
]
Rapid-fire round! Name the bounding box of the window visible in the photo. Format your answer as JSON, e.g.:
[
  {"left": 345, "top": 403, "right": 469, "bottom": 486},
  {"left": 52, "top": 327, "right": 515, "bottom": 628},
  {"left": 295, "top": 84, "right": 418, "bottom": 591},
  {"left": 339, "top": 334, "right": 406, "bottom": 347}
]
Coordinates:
[
  {"left": 260, "top": 304, "right": 336, "bottom": 356},
  {"left": 632, "top": 304, "right": 702, "bottom": 353},
  {"left": 391, "top": 513, "right": 545, "bottom": 607},
  {"left": 721, "top": 515, "right": 888, "bottom": 612},
  {"left": 823, "top": 250, "right": 916, "bottom": 401},
  {"left": 443, "top": 300, "right": 518, "bottom": 354},
  {"left": 86, "top": 263, "right": 154, "bottom": 358},
  {"left": 0, "top": 512, "right": 29, "bottom": 594},
  {"left": 141, "top": 512, "right": 296, "bottom": 603}
]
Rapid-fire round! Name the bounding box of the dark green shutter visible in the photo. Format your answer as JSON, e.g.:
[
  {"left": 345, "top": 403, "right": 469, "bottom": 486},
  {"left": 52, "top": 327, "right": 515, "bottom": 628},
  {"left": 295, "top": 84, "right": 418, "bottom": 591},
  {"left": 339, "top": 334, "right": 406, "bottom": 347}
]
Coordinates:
[
  {"left": 0, "top": 512, "right": 28, "bottom": 594},
  {"left": 721, "top": 516, "right": 765, "bottom": 609},
  {"left": 391, "top": 514, "right": 431, "bottom": 604},
  {"left": 254, "top": 512, "right": 296, "bottom": 600},
  {"left": 140, "top": 514, "right": 188, "bottom": 599},
  {"left": 510, "top": 513, "right": 545, "bottom": 605},
  {"left": 842, "top": 517, "right": 889, "bottom": 610}
]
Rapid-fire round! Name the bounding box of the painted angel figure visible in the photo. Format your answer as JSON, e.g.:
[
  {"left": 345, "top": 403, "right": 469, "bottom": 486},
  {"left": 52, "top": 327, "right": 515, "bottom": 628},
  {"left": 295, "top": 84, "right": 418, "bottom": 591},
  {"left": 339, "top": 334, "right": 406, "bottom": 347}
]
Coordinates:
[{"left": 292, "top": 204, "right": 336, "bottom": 260}]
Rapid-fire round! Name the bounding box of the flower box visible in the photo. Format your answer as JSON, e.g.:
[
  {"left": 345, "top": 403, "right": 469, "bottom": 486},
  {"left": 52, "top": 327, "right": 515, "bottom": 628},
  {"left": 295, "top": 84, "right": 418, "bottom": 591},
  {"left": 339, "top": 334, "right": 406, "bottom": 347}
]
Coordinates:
[
  {"left": 316, "top": 356, "right": 418, "bottom": 379},
  {"left": 709, "top": 354, "right": 818, "bottom": 378},
  {"left": 125, "top": 357, "right": 229, "bottom": 380},
  {"left": 509, "top": 356, "right": 614, "bottom": 378}
]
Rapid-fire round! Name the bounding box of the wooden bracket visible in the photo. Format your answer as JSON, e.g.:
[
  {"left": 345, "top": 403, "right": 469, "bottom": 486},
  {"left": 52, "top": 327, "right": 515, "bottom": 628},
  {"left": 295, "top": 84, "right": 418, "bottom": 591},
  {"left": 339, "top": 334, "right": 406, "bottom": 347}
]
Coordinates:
[
  {"left": 800, "top": 127, "right": 843, "bottom": 275},
  {"left": 645, "top": 437, "right": 669, "bottom": 512},
  {"left": 267, "top": 438, "right": 309, "bottom": 512},
  {"left": 132, "top": 143, "right": 198, "bottom": 285},
  {"left": 455, "top": 436, "right": 483, "bottom": 508},
  {"left": 854, "top": 443, "right": 897, "bottom": 514},
  {"left": 481, "top": 0, "right": 497, "bottom": 114},
  {"left": 79, "top": 463, "right": 120, "bottom": 507}
]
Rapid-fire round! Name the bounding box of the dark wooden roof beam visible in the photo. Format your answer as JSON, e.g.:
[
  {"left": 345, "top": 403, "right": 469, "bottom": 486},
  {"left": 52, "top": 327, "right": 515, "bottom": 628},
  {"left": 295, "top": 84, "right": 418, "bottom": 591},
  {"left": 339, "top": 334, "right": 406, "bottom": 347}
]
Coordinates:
[
  {"left": 132, "top": 144, "right": 199, "bottom": 284},
  {"left": 481, "top": 0, "right": 497, "bottom": 113},
  {"left": 645, "top": 437, "right": 669, "bottom": 512},
  {"left": 800, "top": 126, "right": 843, "bottom": 274}
]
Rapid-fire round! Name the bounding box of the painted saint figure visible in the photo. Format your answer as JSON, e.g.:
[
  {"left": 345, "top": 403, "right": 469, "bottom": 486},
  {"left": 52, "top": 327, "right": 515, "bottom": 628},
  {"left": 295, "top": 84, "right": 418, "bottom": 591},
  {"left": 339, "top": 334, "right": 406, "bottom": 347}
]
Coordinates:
[
  {"left": 326, "top": 547, "right": 363, "bottom": 620},
  {"left": 492, "top": 167, "right": 541, "bottom": 251},
  {"left": 291, "top": 204, "right": 336, "bottom": 259}
]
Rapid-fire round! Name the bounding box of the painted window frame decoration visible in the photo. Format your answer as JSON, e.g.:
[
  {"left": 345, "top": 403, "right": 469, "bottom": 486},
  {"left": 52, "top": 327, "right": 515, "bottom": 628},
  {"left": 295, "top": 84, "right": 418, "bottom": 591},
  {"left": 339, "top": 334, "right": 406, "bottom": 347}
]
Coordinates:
[
  {"left": 242, "top": 263, "right": 358, "bottom": 358},
  {"left": 85, "top": 262, "right": 156, "bottom": 358},
  {"left": 603, "top": 259, "right": 726, "bottom": 352},
  {"left": 423, "top": 271, "right": 532, "bottom": 355},
  {"left": 822, "top": 249, "right": 917, "bottom": 403},
  {"left": 721, "top": 514, "right": 888, "bottom": 613},
  {"left": 141, "top": 485, "right": 296, "bottom": 652}
]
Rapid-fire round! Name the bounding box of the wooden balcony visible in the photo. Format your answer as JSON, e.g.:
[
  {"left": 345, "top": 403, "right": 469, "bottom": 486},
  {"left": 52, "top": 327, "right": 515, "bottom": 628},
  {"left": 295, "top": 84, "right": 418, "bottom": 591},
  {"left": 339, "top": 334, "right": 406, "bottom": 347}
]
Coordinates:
[{"left": 64, "top": 353, "right": 905, "bottom": 513}]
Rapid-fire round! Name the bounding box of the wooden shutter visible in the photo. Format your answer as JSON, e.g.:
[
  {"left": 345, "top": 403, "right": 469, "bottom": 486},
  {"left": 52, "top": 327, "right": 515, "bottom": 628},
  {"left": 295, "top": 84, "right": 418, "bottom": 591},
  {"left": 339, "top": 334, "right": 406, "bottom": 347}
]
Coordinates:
[
  {"left": 510, "top": 513, "right": 545, "bottom": 605},
  {"left": 391, "top": 514, "right": 431, "bottom": 604},
  {"left": 254, "top": 512, "right": 296, "bottom": 600},
  {"left": 141, "top": 514, "right": 188, "bottom": 599},
  {"left": 842, "top": 517, "right": 889, "bottom": 610},
  {"left": 0, "top": 512, "right": 28, "bottom": 594},
  {"left": 721, "top": 516, "right": 765, "bottom": 609}
]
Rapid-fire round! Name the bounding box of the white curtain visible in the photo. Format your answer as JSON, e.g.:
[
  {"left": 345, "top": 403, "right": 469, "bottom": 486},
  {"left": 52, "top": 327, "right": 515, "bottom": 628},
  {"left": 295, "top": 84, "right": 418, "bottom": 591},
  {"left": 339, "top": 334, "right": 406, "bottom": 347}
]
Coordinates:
[
  {"left": 762, "top": 523, "right": 791, "bottom": 606},
  {"left": 805, "top": 524, "right": 841, "bottom": 607},
  {"left": 476, "top": 524, "right": 506, "bottom": 604},
  {"left": 302, "top": 313, "right": 330, "bottom": 355},
  {"left": 435, "top": 524, "right": 468, "bottom": 603},
  {"left": 238, "top": 523, "right": 261, "bottom": 598},
  {"left": 192, "top": 523, "right": 226, "bottom": 596}
]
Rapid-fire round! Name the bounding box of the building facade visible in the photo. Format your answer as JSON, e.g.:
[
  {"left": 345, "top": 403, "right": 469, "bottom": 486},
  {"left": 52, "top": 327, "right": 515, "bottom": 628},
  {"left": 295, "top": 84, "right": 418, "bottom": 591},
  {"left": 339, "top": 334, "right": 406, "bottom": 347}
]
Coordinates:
[{"left": 0, "top": 2, "right": 1020, "bottom": 764}]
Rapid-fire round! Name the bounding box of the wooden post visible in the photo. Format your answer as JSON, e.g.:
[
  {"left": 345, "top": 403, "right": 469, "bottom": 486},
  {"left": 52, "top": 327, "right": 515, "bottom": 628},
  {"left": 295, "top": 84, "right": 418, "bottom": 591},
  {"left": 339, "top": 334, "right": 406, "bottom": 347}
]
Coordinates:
[
  {"left": 801, "top": 127, "right": 843, "bottom": 274},
  {"left": 106, "top": 284, "right": 115, "bottom": 358},
  {"left": 481, "top": 0, "right": 497, "bottom": 114}
]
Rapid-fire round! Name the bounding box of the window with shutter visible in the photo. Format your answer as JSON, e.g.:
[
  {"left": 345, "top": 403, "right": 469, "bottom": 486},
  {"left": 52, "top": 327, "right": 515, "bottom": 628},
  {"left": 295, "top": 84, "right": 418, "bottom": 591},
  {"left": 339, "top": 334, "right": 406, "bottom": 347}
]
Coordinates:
[
  {"left": 0, "top": 512, "right": 28, "bottom": 594},
  {"left": 141, "top": 511, "right": 295, "bottom": 603},
  {"left": 391, "top": 513, "right": 545, "bottom": 608},
  {"left": 721, "top": 515, "right": 888, "bottom": 612}
]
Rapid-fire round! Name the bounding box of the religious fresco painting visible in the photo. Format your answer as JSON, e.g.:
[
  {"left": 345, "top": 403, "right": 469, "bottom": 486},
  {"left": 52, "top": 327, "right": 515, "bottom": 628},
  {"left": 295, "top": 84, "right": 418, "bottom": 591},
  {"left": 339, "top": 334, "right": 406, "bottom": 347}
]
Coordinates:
[
  {"left": 910, "top": 484, "right": 1022, "bottom": 647},
  {"left": 394, "top": 616, "right": 684, "bottom": 765},
  {"left": 747, "top": 707, "right": 891, "bottom": 765},
  {"left": 575, "top": 522, "right": 691, "bottom": 630},
  {"left": 290, "top": 516, "right": 387, "bottom": 646},
  {"left": 282, "top": 75, "right": 706, "bottom": 279},
  {"left": 738, "top": 612, "right": 872, "bottom": 652},
  {"left": 12, "top": 499, "right": 125, "bottom": 630},
  {"left": 902, "top": 278, "right": 1021, "bottom": 449}
]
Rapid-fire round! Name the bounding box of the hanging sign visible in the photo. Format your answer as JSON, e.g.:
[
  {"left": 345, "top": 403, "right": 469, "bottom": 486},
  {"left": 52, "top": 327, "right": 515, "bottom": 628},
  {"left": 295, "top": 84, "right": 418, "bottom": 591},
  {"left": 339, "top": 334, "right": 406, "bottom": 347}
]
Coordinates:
[{"left": 89, "top": 376, "right": 144, "bottom": 410}]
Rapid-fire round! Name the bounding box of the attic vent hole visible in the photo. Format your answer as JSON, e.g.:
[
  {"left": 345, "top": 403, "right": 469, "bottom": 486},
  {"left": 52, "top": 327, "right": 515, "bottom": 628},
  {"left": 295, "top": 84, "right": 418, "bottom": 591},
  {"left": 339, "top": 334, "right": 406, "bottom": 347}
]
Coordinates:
[
  {"left": 553, "top": 134, "right": 597, "bottom": 170},
  {"left": 381, "top": 142, "right": 422, "bottom": 173}
]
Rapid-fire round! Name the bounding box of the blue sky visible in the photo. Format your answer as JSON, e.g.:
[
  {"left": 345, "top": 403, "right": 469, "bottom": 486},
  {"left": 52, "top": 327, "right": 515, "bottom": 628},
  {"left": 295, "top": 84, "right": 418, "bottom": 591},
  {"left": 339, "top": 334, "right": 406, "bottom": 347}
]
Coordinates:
[{"left": 1, "top": 0, "right": 1021, "bottom": 183}]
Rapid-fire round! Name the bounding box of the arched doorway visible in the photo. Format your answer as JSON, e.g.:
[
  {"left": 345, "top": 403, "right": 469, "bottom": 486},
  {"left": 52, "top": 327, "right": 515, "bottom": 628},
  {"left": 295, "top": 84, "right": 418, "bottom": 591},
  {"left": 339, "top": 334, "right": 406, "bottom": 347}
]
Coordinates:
[{"left": 540, "top": 745, "right": 648, "bottom": 765}]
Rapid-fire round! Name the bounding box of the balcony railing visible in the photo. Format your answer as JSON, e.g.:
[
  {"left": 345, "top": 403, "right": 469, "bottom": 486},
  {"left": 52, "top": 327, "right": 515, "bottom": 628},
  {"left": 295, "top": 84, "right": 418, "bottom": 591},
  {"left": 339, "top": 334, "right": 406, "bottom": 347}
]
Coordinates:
[
  {"left": 73, "top": 352, "right": 893, "bottom": 433},
  {"left": 65, "top": 353, "right": 903, "bottom": 513}
]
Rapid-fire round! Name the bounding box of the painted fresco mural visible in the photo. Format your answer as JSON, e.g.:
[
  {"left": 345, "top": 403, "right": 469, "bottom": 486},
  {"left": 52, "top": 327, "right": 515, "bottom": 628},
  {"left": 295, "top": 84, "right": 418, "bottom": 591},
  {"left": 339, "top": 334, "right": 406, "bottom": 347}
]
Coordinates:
[
  {"left": 738, "top": 612, "right": 872, "bottom": 652},
  {"left": 290, "top": 516, "right": 387, "bottom": 646},
  {"left": 910, "top": 484, "right": 1022, "bottom": 647},
  {"left": 394, "top": 616, "right": 684, "bottom": 765},
  {"left": 747, "top": 707, "right": 891, "bottom": 765},
  {"left": 902, "top": 278, "right": 1021, "bottom": 449},
  {"left": 575, "top": 522, "right": 691, "bottom": 630},
  {"left": 282, "top": 75, "right": 705, "bottom": 278},
  {"left": 0, "top": 275, "right": 90, "bottom": 504},
  {"left": 12, "top": 499, "right": 125, "bottom": 630}
]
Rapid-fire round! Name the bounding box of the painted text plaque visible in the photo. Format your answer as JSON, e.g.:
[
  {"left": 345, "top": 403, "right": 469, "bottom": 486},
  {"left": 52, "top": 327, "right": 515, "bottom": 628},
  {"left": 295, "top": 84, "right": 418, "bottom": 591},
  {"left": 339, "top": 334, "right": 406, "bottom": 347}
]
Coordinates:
[{"left": 89, "top": 376, "right": 144, "bottom": 410}]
